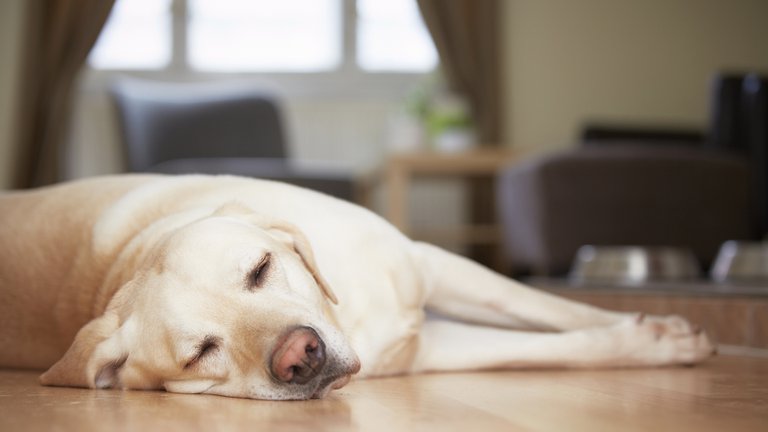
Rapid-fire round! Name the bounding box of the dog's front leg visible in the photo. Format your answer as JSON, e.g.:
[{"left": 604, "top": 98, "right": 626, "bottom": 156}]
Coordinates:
[
  {"left": 415, "top": 242, "right": 629, "bottom": 332},
  {"left": 410, "top": 316, "right": 715, "bottom": 373}
]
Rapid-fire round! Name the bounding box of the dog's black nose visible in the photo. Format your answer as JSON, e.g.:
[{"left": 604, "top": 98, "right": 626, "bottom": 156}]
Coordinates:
[{"left": 271, "top": 327, "right": 326, "bottom": 384}]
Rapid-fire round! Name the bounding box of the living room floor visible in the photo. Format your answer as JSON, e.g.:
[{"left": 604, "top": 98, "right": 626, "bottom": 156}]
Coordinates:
[{"left": 1, "top": 355, "right": 766, "bottom": 431}]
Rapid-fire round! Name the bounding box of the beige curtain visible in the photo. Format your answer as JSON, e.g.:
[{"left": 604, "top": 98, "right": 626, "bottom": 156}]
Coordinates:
[
  {"left": 417, "top": 0, "right": 503, "bottom": 267},
  {"left": 416, "top": 0, "right": 502, "bottom": 145},
  {"left": 14, "top": 0, "right": 115, "bottom": 188}
]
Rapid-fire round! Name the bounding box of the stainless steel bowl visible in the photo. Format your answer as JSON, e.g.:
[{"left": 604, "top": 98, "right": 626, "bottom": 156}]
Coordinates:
[
  {"left": 569, "top": 245, "right": 701, "bottom": 284},
  {"left": 710, "top": 241, "right": 768, "bottom": 283}
]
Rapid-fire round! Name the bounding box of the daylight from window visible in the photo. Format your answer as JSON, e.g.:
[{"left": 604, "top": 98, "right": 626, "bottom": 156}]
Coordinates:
[
  {"left": 88, "top": 0, "right": 172, "bottom": 69},
  {"left": 88, "top": 0, "right": 437, "bottom": 73},
  {"left": 189, "top": 0, "right": 341, "bottom": 72},
  {"left": 357, "top": 0, "right": 437, "bottom": 71}
]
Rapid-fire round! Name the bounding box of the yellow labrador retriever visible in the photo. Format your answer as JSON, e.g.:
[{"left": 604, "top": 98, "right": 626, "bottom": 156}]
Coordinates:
[{"left": 0, "top": 175, "right": 714, "bottom": 400}]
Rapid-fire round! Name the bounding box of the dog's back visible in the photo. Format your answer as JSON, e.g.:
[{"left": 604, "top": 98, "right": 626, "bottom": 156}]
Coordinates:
[{"left": 0, "top": 176, "right": 155, "bottom": 368}]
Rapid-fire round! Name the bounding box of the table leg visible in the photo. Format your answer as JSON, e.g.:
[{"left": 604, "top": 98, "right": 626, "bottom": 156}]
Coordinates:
[{"left": 386, "top": 164, "right": 409, "bottom": 235}]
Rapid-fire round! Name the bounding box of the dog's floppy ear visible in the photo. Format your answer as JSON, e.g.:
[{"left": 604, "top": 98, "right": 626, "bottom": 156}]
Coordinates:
[
  {"left": 39, "top": 312, "right": 129, "bottom": 389},
  {"left": 264, "top": 221, "right": 339, "bottom": 305},
  {"left": 213, "top": 202, "right": 339, "bottom": 304}
]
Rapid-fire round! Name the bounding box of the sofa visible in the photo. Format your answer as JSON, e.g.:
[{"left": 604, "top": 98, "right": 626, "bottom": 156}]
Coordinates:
[{"left": 496, "top": 73, "right": 766, "bottom": 276}]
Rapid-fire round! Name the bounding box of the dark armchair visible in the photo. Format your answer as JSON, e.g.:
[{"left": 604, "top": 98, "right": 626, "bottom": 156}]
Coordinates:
[{"left": 110, "top": 78, "right": 357, "bottom": 201}]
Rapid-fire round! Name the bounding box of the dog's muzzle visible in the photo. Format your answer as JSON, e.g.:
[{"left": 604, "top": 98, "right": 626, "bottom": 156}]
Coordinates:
[
  {"left": 271, "top": 326, "right": 327, "bottom": 384},
  {"left": 269, "top": 326, "right": 361, "bottom": 399}
]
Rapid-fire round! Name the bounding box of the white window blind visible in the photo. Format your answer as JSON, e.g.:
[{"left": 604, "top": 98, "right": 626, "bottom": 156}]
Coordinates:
[{"left": 89, "top": 0, "right": 437, "bottom": 73}]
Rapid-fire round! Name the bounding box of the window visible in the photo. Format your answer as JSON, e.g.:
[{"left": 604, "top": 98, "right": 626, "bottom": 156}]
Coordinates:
[
  {"left": 188, "top": 0, "right": 341, "bottom": 72},
  {"left": 88, "top": 0, "right": 172, "bottom": 69},
  {"left": 356, "top": 0, "right": 436, "bottom": 72},
  {"left": 89, "top": 0, "right": 437, "bottom": 73}
]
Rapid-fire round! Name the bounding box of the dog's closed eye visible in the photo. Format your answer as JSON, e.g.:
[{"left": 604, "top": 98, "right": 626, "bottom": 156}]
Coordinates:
[
  {"left": 247, "top": 253, "right": 272, "bottom": 290},
  {"left": 184, "top": 336, "right": 221, "bottom": 369}
]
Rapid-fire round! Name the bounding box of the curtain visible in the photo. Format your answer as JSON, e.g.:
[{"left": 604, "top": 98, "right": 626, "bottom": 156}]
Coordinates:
[
  {"left": 14, "top": 0, "right": 115, "bottom": 188},
  {"left": 416, "top": 0, "right": 502, "bottom": 145},
  {"left": 417, "top": 0, "right": 503, "bottom": 268}
]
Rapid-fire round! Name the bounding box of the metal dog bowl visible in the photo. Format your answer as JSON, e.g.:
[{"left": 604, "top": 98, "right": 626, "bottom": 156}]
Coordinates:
[
  {"left": 569, "top": 245, "right": 701, "bottom": 284},
  {"left": 710, "top": 241, "right": 768, "bottom": 283}
]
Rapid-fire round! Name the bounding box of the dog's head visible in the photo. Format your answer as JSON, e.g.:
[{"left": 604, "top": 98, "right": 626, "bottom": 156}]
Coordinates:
[{"left": 40, "top": 203, "right": 360, "bottom": 400}]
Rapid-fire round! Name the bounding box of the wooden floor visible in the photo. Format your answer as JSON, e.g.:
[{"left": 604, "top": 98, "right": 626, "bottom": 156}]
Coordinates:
[{"left": 1, "top": 355, "right": 766, "bottom": 431}]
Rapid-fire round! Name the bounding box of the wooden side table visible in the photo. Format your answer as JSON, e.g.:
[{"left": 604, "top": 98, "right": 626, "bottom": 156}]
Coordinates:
[{"left": 376, "top": 149, "right": 519, "bottom": 268}]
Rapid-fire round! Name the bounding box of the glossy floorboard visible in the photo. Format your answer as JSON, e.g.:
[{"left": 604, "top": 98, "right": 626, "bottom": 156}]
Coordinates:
[{"left": 1, "top": 355, "right": 766, "bottom": 431}]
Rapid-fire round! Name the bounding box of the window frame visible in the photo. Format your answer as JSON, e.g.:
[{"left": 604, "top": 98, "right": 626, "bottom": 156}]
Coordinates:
[{"left": 84, "top": 0, "right": 437, "bottom": 99}]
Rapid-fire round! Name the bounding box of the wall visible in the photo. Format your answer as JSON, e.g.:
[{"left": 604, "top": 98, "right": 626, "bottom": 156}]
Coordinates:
[
  {"left": 0, "top": 0, "right": 25, "bottom": 189},
  {"left": 503, "top": 0, "right": 768, "bottom": 154}
]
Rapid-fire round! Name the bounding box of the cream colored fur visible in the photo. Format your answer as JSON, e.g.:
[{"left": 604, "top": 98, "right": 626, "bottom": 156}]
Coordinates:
[{"left": 0, "top": 175, "right": 714, "bottom": 400}]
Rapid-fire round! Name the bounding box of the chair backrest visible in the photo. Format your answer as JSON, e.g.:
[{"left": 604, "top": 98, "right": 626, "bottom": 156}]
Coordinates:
[
  {"left": 707, "top": 74, "right": 747, "bottom": 153},
  {"left": 110, "top": 79, "right": 287, "bottom": 172},
  {"left": 581, "top": 124, "right": 704, "bottom": 146},
  {"left": 743, "top": 74, "right": 768, "bottom": 236}
]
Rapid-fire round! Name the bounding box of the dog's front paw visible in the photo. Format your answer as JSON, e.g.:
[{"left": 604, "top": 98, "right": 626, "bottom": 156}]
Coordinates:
[{"left": 616, "top": 314, "right": 716, "bottom": 366}]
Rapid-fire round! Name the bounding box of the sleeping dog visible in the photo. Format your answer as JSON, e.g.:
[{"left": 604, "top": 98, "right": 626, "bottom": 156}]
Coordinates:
[{"left": 0, "top": 175, "right": 714, "bottom": 400}]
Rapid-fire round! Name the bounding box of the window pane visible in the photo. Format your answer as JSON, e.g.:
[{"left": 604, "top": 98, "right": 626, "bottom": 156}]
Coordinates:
[
  {"left": 189, "top": 0, "right": 342, "bottom": 72},
  {"left": 88, "top": 0, "right": 171, "bottom": 69},
  {"left": 357, "top": 0, "right": 438, "bottom": 72}
]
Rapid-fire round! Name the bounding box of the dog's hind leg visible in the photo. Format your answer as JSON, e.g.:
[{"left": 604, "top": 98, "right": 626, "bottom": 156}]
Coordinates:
[
  {"left": 410, "top": 317, "right": 714, "bottom": 373},
  {"left": 414, "top": 242, "right": 633, "bottom": 332}
]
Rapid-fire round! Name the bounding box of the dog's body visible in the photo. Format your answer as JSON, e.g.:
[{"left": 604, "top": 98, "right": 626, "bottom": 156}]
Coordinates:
[{"left": 0, "top": 175, "right": 714, "bottom": 400}]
